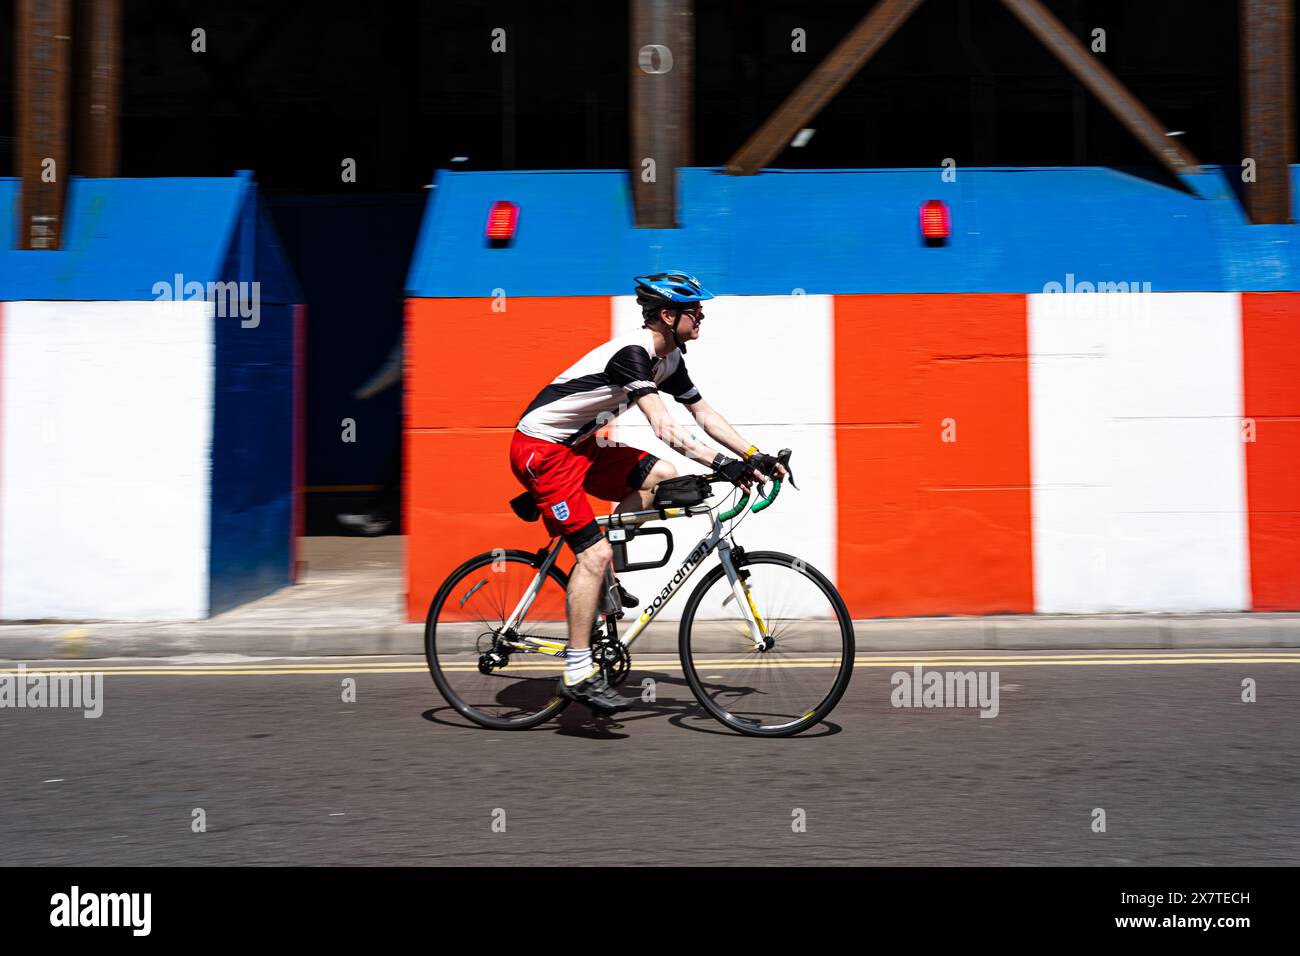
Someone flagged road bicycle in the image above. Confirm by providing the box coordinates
[424,449,854,737]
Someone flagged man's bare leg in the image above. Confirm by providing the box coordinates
[615,458,678,514]
[565,458,678,651]
[606,459,679,607]
[566,538,611,652]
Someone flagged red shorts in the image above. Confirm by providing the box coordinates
[509,431,657,553]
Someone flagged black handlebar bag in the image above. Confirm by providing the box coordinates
[651,475,711,509]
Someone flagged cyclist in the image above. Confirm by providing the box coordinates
[509,271,788,714]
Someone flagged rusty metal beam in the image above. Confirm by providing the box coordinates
[999,0,1202,178]
[725,0,925,176]
[631,0,693,227]
[16,0,73,250]
[74,0,122,178]
[1241,0,1294,223]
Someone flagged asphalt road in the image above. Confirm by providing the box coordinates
[2,650,1297,865]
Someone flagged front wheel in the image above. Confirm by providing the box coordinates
[678,551,854,737]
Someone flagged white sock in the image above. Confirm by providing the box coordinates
[565,648,596,685]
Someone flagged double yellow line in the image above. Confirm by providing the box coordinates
[2,649,1296,677]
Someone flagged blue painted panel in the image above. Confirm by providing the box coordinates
[206,180,297,613]
[407,165,1300,296]
[0,180,16,251]
[406,169,627,298]
[0,176,246,299]
[208,294,295,615]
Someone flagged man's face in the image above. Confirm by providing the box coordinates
[665,306,704,342]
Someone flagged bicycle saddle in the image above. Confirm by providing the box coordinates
[509,492,541,522]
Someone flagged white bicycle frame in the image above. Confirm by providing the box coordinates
[499,502,770,655]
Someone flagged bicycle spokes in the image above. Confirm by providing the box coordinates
[428,554,570,726]
[680,553,854,735]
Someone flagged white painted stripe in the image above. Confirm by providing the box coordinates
[1028,292,1249,612]
[610,295,837,617]
[0,300,214,619]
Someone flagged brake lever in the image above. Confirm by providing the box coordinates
[776,448,799,490]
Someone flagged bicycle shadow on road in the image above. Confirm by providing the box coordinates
[554,671,843,740]
[421,669,842,740]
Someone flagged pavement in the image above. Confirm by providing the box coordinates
[2,536,1298,661]
[3,649,1298,865]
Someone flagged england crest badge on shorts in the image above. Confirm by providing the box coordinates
[550,500,570,522]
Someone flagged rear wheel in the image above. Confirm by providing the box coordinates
[425,549,572,730]
[678,550,854,737]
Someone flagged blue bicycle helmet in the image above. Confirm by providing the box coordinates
[633,271,713,353]
[634,271,714,305]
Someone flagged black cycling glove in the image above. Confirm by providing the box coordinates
[712,454,753,486]
[747,451,781,478]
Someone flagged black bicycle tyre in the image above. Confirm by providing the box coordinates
[425,549,572,730]
[678,550,855,737]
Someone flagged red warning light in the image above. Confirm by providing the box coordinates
[486,201,519,241]
[920,200,950,240]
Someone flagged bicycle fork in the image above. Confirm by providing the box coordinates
[718,539,772,651]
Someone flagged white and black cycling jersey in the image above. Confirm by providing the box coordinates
[516,326,703,445]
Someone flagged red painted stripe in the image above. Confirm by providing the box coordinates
[402,298,411,571]
[1242,293,1300,610]
[833,294,1034,617]
[405,296,613,621]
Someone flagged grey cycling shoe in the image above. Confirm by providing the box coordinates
[558,669,632,713]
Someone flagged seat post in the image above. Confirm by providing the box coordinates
[598,562,619,617]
